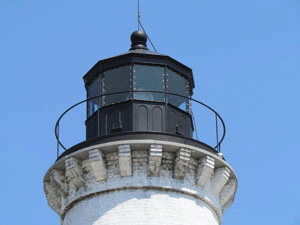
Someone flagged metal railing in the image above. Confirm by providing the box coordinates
[55,90,226,158]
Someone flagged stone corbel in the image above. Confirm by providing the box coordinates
[211,167,231,196]
[195,156,215,187]
[148,144,163,177]
[65,156,85,189]
[89,149,107,181]
[174,148,191,180]
[118,145,132,177]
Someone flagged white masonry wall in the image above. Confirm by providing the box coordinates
[63,189,218,225]
[44,140,237,225]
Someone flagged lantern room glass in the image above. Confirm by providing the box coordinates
[133,65,164,102]
[86,64,191,119]
[103,66,131,106]
[87,76,102,117]
[167,69,188,111]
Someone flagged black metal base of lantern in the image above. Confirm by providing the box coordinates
[85,100,194,140]
[57,131,218,161]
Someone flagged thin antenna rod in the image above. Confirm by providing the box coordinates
[137,0,140,30]
[139,21,158,53]
[136,0,157,53]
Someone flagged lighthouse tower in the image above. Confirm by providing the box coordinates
[44,30,237,225]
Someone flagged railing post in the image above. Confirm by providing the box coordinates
[97,105,100,136]
[215,113,219,152]
[56,123,59,158]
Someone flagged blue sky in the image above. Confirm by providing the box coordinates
[1,1,300,224]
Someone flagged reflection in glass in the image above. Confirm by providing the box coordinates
[87,76,102,117]
[167,69,187,111]
[133,65,164,101]
[103,66,131,106]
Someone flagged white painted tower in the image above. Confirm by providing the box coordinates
[44,30,237,225]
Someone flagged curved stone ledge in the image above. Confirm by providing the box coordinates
[44,140,237,224]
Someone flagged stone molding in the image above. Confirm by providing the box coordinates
[44,141,237,224]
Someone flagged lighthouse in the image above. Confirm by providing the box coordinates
[43,30,237,225]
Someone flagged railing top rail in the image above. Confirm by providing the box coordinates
[55,90,226,156]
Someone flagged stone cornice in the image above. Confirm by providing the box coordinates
[44,140,237,225]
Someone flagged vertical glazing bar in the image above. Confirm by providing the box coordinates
[189,95,192,113]
[101,74,105,106]
[186,80,189,113]
[164,66,168,131]
[98,73,102,137]
[130,64,134,100]
[86,86,89,118]
[99,73,102,109]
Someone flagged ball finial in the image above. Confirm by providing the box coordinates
[130,30,148,51]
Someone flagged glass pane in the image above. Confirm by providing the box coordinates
[167,69,187,111]
[133,65,164,101]
[103,66,131,106]
[87,76,102,117]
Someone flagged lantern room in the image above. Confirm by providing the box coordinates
[83,30,195,140]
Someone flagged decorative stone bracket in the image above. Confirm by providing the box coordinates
[148,144,163,177]
[44,142,237,220]
[89,149,107,181]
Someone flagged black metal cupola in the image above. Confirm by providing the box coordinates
[83,30,195,141]
[55,30,226,159]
